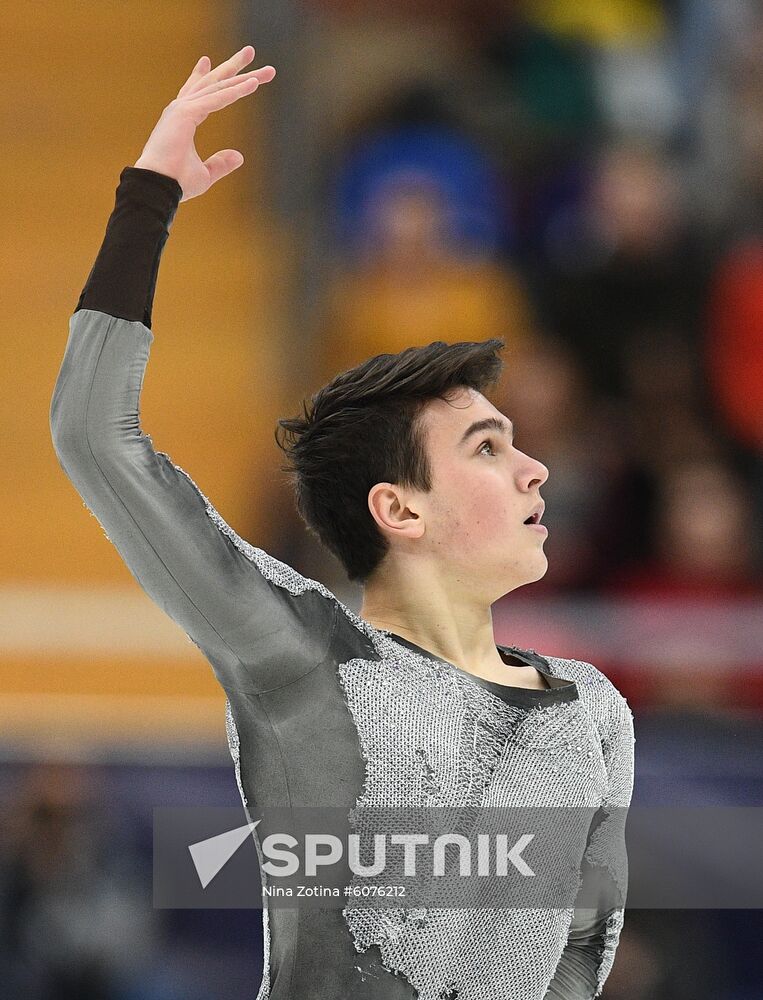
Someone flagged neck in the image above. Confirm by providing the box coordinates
[360,559,503,673]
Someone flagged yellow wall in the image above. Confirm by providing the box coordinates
[1,1,291,754]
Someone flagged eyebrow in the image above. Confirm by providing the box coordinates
[459,416,514,447]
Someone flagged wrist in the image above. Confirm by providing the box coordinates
[124,165,184,204]
[133,160,180,184]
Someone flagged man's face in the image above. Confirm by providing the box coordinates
[415,386,550,595]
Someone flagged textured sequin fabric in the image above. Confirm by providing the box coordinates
[192,464,633,1000]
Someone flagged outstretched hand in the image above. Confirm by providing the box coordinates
[134,45,276,202]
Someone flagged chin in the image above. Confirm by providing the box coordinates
[528,556,549,583]
[498,560,548,596]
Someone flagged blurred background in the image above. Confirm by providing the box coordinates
[2,0,762,996]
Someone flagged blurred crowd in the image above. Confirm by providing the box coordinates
[0,762,261,1000]
[269,0,763,718]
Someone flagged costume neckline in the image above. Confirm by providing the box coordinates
[379,629,579,707]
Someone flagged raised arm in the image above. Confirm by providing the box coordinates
[50,48,338,695]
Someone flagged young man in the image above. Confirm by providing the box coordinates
[50,46,634,1000]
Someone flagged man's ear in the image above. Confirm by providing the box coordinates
[367,483,425,539]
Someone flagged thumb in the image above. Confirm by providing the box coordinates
[204,149,245,187]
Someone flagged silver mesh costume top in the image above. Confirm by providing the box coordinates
[50,168,635,1000]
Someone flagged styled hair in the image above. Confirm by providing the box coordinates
[274,339,506,583]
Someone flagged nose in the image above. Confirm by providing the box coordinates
[524,454,549,490]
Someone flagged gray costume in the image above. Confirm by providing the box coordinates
[50,168,635,1000]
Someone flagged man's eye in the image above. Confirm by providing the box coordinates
[478,439,496,456]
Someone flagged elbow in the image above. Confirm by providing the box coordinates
[50,418,89,475]
[49,392,110,471]
[50,390,88,465]
[50,389,77,463]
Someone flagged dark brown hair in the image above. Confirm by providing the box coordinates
[275,339,506,583]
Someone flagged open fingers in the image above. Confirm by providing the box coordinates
[184,71,274,117]
[185,45,256,97]
[190,64,275,99]
[177,54,213,99]
[185,65,275,112]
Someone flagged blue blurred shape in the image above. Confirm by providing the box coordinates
[332,123,509,257]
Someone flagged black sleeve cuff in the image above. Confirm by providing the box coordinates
[75,166,183,329]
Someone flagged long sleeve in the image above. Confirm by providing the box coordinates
[75,166,182,329]
[51,168,338,695]
[543,906,608,1000]
[544,692,635,999]
[585,693,635,996]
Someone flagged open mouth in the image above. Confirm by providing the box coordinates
[523,501,546,531]
[523,510,547,533]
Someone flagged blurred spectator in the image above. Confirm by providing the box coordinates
[317,84,535,376]
[329,84,509,259]
[318,189,533,373]
[704,238,763,558]
[605,456,761,599]
[0,764,162,1000]
[534,141,711,398]
[603,456,763,711]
